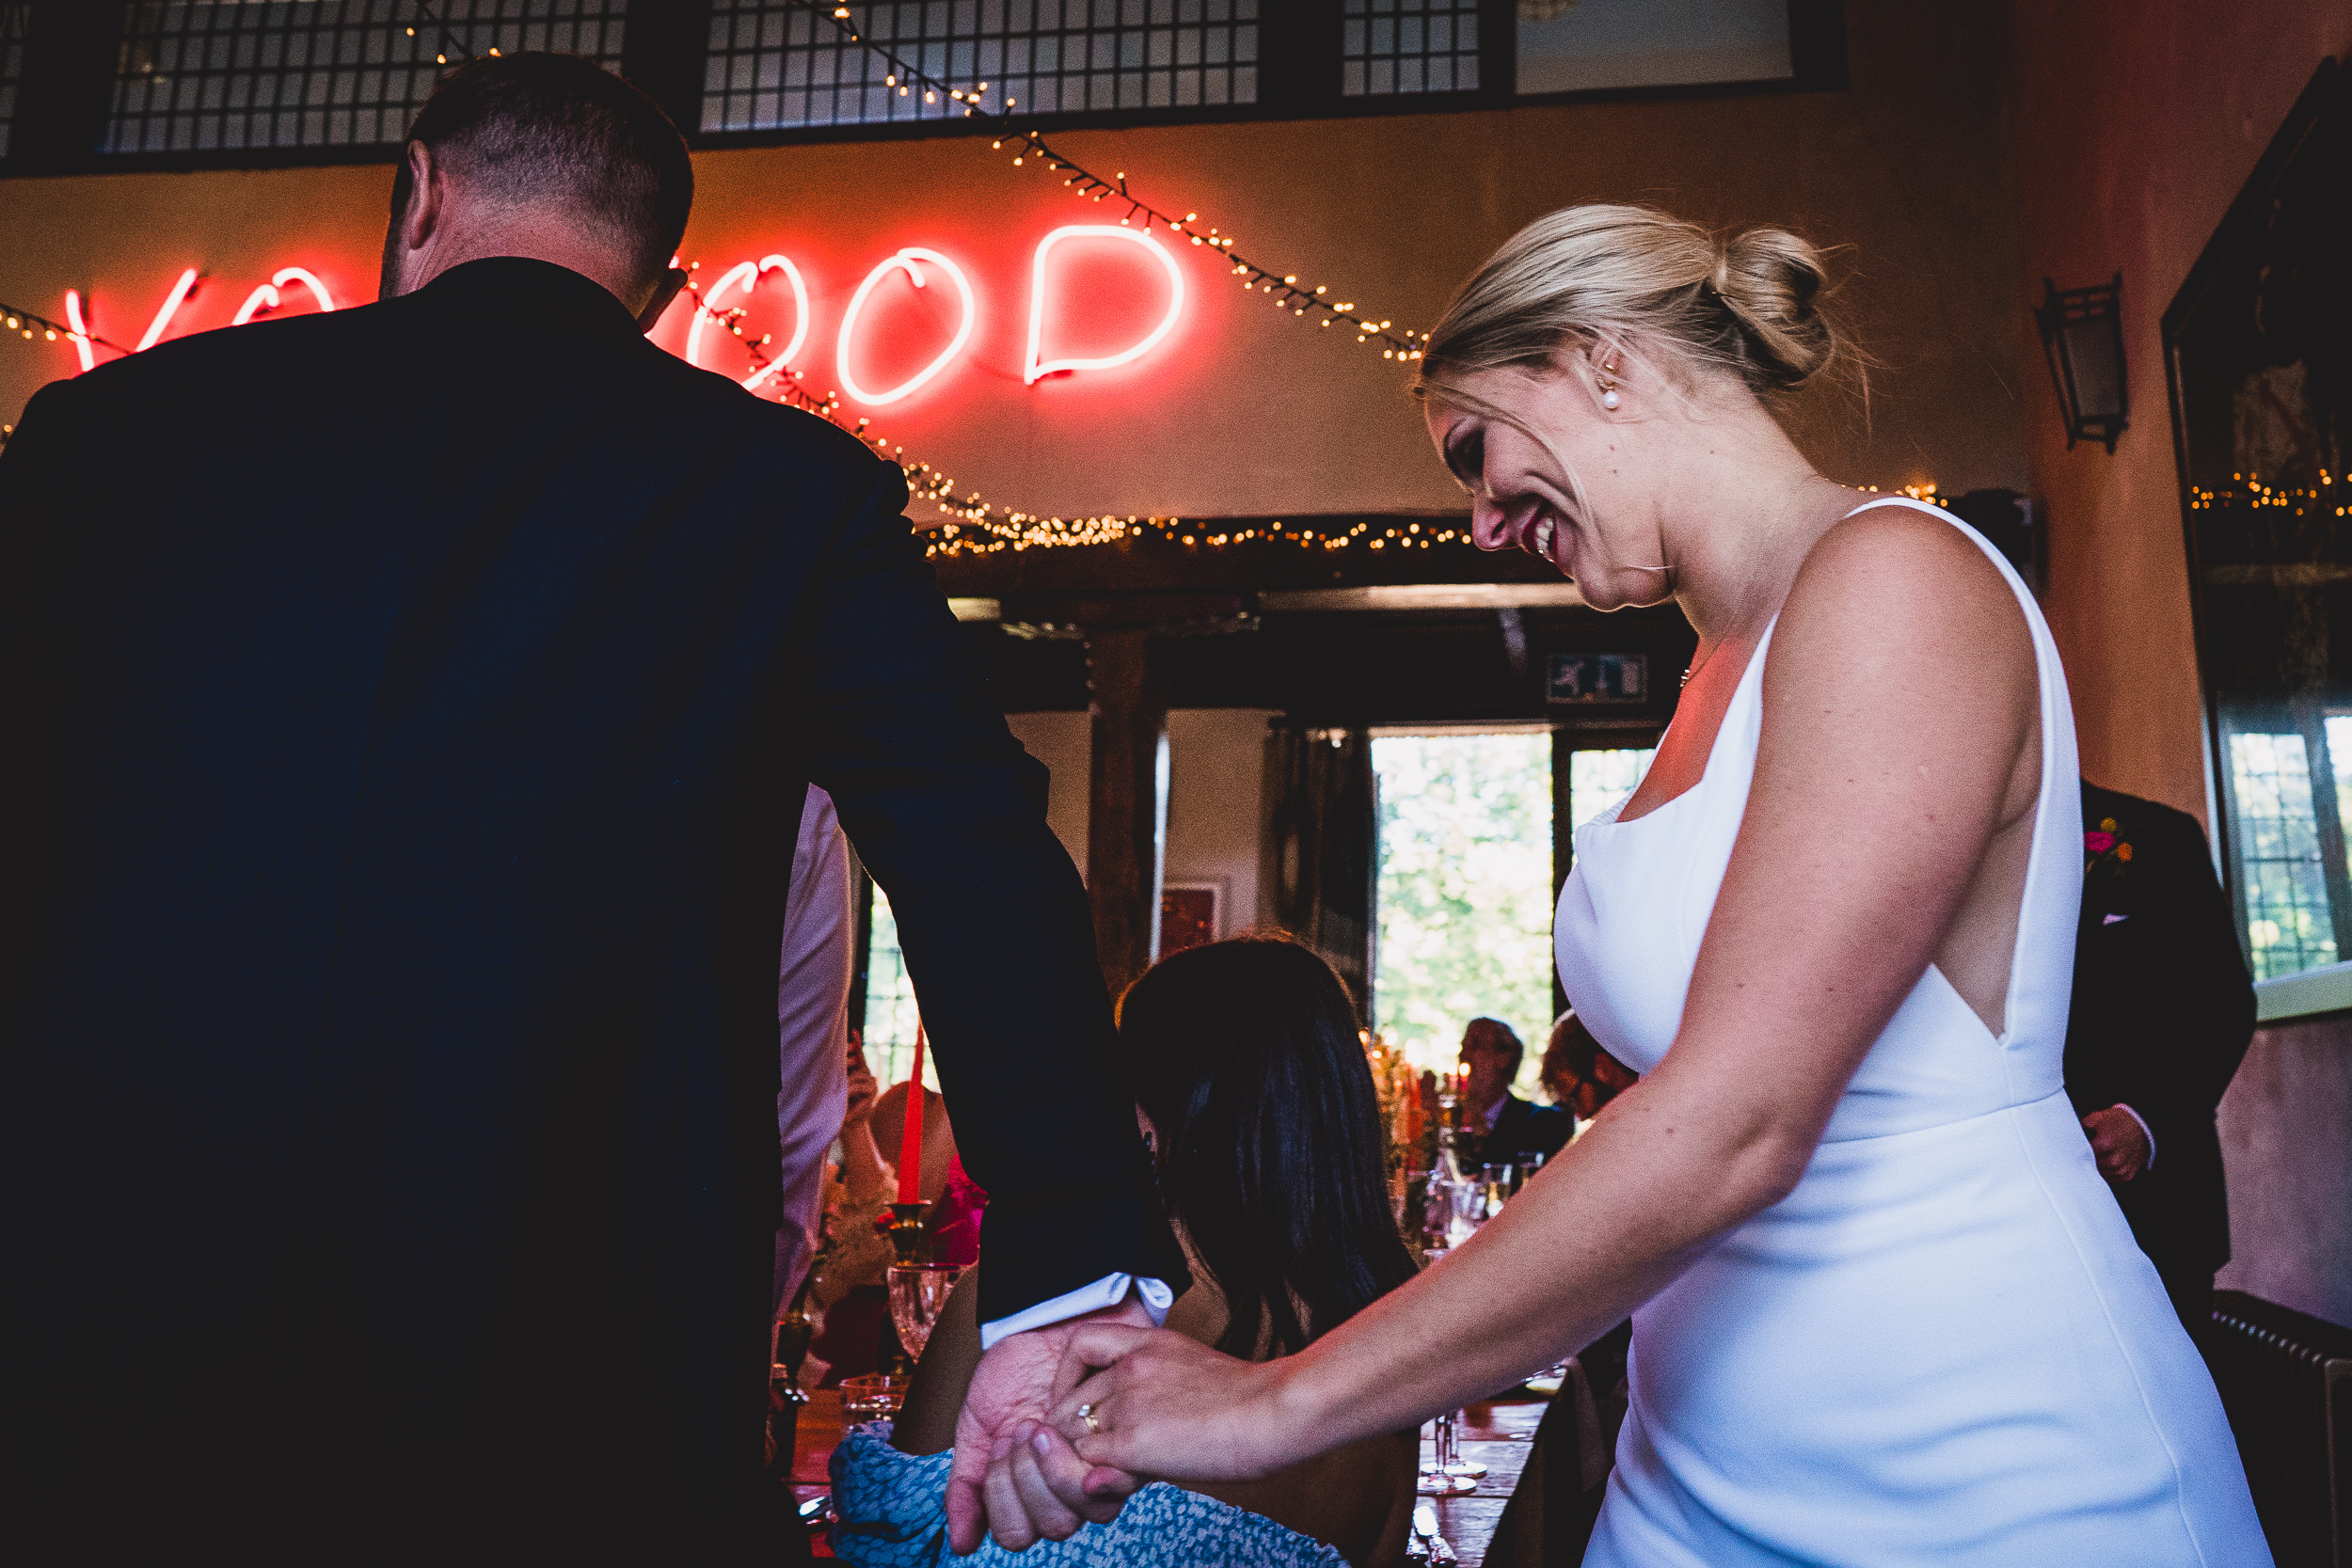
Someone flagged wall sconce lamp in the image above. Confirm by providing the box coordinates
[2036,274,2128,453]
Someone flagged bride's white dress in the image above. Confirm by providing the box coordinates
[1555,499,2270,1565]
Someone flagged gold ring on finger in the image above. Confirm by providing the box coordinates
[1077,1402,1104,1435]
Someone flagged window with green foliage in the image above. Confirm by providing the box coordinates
[1371,732,1555,1086]
[861,885,937,1090]
[1566,745,1656,834]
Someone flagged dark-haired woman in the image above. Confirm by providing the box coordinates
[829,938,1420,1567]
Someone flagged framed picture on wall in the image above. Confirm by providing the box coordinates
[1159,884,1221,957]
[2164,58,2350,991]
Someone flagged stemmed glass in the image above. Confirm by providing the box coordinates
[1443,1175,1488,1247]
[1411,1247,1487,1493]
[1417,1409,1486,1493]
[886,1262,965,1362]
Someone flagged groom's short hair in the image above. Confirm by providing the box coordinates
[398,53,692,294]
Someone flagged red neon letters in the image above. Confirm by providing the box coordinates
[231,267,338,326]
[834,248,978,407]
[59,231,1190,403]
[686,254,809,388]
[1024,225,1184,386]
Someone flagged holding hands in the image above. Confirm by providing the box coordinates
[946,1298,1158,1554]
[1047,1325,1294,1488]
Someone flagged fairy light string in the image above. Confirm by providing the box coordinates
[800,1,1428,362]
[1,0,1964,546]
[694,253,1960,562]
[0,300,134,359]
[4,282,1963,559]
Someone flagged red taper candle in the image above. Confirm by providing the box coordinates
[897,1022,928,1204]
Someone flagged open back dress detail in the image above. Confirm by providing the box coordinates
[1555,499,2268,1566]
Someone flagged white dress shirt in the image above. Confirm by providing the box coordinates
[774,785,856,1317]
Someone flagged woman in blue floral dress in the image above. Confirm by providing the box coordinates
[831,938,1422,1567]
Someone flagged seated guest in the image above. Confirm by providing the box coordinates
[813,1042,980,1381]
[872,1074,959,1202]
[925,1149,989,1268]
[807,1029,898,1384]
[1461,1017,1571,1167]
[831,938,1422,1567]
[1539,1010,1640,1132]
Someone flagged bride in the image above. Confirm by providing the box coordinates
[990,205,2269,1563]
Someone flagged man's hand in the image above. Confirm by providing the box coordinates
[2083,1104,2151,1182]
[946,1295,1156,1555]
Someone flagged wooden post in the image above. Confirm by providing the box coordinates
[1085,626,1170,999]
[1552,729,1574,1024]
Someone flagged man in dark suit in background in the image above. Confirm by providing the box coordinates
[2064,781,2257,1343]
[1461,1017,1572,1169]
[0,55,1178,1560]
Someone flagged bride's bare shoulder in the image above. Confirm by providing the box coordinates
[1773,501,2033,691]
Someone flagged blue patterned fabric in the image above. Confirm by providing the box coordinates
[829,1422,1350,1567]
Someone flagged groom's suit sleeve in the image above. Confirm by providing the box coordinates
[793,457,1189,1329]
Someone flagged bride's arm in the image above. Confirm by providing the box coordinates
[1046,508,2042,1484]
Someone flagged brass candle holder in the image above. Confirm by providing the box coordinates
[880,1201,931,1375]
[887,1201,931,1265]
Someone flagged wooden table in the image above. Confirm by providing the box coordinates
[790,1387,1549,1566]
[789,1388,846,1559]
[1422,1395,1549,1566]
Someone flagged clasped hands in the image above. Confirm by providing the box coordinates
[945,1307,1291,1554]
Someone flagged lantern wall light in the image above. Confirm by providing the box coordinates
[2037,273,2128,453]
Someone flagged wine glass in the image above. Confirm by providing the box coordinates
[1416,1409,1484,1493]
[887,1262,964,1362]
[1444,1177,1486,1247]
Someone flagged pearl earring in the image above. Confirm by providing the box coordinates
[1597,355,1622,411]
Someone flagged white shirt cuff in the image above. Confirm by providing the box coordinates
[2117,1103,2156,1169]
[977,1273,1174,1352]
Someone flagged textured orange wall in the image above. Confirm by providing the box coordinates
[0,1,2022,522]
[2010,0,2352,823]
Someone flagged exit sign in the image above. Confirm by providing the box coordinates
[1548,653,1648,705]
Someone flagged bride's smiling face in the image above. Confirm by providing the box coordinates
[1423,358,1675,611]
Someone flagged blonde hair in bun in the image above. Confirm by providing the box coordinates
[1413,203,1848,409]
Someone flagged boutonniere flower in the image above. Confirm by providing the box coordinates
[2086,816,2134,872]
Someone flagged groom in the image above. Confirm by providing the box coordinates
[0,54,1178,1560]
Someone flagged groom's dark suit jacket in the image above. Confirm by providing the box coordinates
[0,259,1181,1555]
[2062,781,2255,1300]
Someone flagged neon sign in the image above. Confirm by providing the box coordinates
[834,247,979,407]
[135,267,202,353]
[1025,226,1184,386]
[57,229,1194,406]
[231,267,338,326]
[686,254,809,388]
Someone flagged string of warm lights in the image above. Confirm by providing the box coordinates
[0,281,1961,556]
[707,270,1960,562]
[680,261,1498,555]
[678,262,1209,554]
[798,0,1429,363]
[2187,471,2344,515]
[0,301,135,442]
[0,300,135,358]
